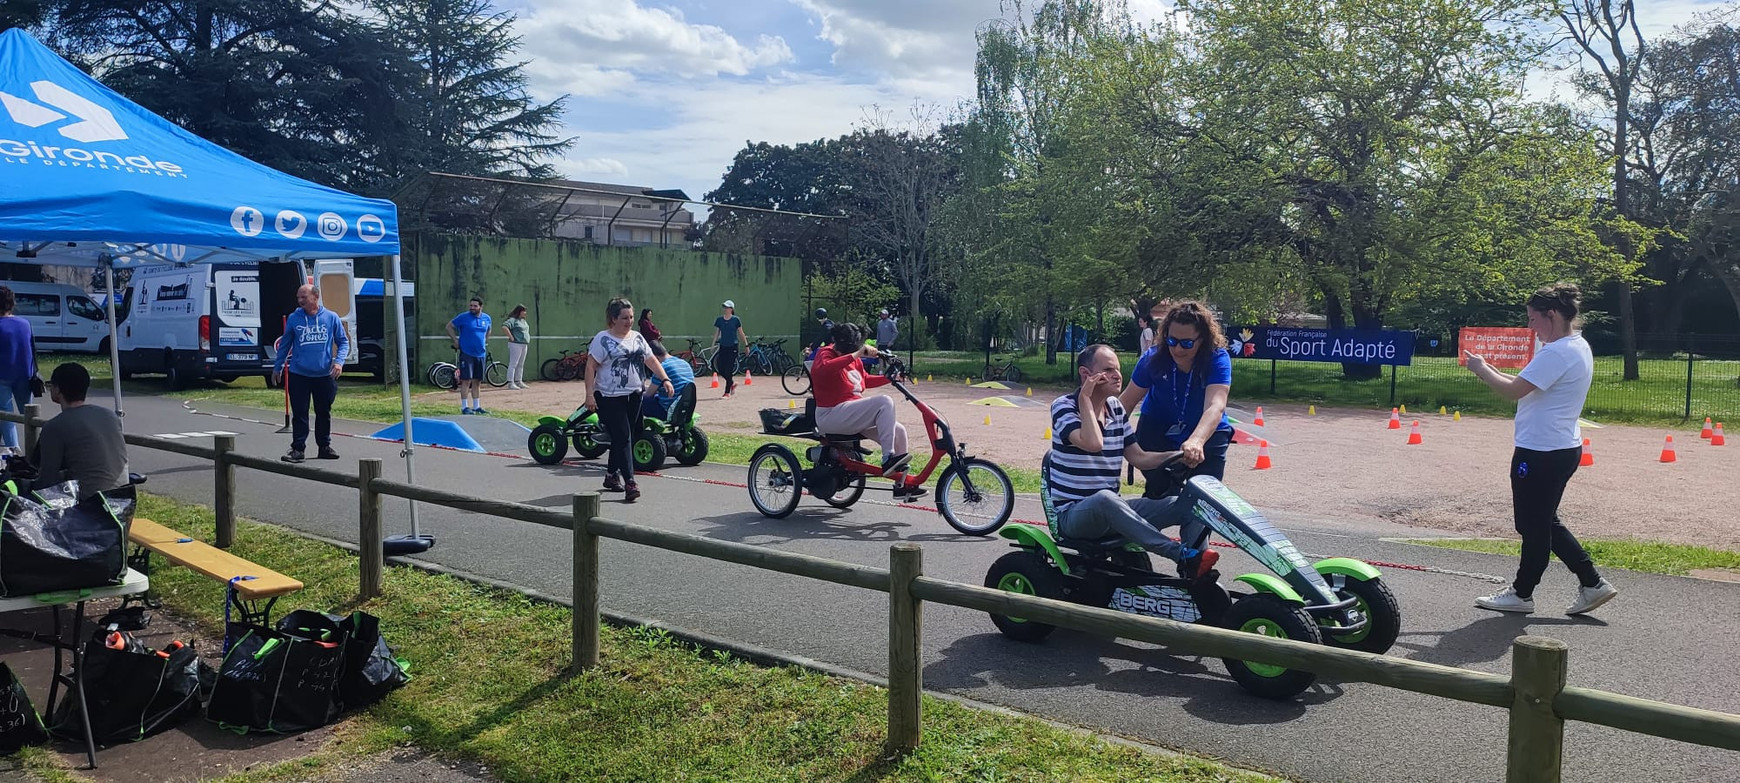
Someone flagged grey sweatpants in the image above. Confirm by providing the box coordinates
[815,396,908,461]
[1056,490,1201,561]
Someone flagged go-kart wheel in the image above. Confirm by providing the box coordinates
[782,365,811,395]
[747,444,804,518]
[1220,594,1322,700]
[632,433,667,472]
[986,551,1067,642]
[528,424,568,465]
[937,458,1015,535]
[821,473,866,508]
[674,427,710,466]
[572,432,607,459]
[1320,575,1402,655]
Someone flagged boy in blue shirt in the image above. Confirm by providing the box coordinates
[641,340,695,419]
[446,297,492,414]
[273,284,350,463]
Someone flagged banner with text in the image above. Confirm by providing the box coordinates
[1227,326,1416,366]
[1458,327,1536,369]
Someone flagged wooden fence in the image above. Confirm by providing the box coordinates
[9,406,1739,781]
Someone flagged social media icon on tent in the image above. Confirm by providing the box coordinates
[357,214,385,243]
[275,210,308,239]
[316,212,347,241]
[230,206,264,237]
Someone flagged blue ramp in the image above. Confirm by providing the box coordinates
[371,418,484,452]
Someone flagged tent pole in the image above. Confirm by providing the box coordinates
[102,258,124,420]
[390,253,420,536]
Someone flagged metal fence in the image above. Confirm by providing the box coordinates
[1233,333,1740,422]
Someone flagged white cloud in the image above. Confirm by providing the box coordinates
[789,0,997,80]
[565,156,631,176]
[522,0,794,80]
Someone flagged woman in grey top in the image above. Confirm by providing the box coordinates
[502,305,531,389]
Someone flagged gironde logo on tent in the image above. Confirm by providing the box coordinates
[0,79,187,177]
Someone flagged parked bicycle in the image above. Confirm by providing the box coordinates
[982,354,1023,383]
[744,339,777,377]
[429,351,509,390]
[674,338,717,377]
[764,338,799,374]
[539,348,589,382]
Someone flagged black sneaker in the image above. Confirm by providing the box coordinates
[601,474,625,493]
[893,484,927,502]
[281,449,305,464]
[317,446,341,460]
[624,482,641,503]
[880,453,912,477]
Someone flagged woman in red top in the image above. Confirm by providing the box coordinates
[812,322,910,478]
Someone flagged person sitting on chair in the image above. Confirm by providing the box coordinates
[641,340,694,420]
[31,363,127,499]
[811,322,914,489]
[1049,344,1217,577]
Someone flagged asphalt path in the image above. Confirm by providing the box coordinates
[107,391,1740,783]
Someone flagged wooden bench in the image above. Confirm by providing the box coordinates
[123,517,304,626]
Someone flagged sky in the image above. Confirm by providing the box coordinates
[502,0,1732,208]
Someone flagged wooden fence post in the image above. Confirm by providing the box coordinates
[572,493,601,672]
[886,543,923,755]
[1507,635,1569,783]
[358,459,383,599]
[213,435,236,549]
[21,403,39,458]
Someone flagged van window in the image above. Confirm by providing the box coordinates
[67,296,104,321]
[17,294,60,317]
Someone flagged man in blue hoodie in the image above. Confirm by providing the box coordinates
[273,284,350,463]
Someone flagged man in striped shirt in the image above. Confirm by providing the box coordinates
[1049,344,1217,576]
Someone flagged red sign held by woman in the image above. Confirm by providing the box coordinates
[1459,327,1535,369]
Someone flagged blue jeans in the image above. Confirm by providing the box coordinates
[0,376,33,449]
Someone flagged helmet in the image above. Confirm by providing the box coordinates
[814,308,828,319]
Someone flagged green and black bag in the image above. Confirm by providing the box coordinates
[0,482,130,597]
[51,629,206,744]
[0,661,49,754]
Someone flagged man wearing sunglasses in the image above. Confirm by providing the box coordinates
[1119,301,1235,497]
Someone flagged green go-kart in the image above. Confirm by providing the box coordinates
[527,385,708,472]
[986,452,1401,700]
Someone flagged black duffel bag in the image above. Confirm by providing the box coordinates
[52,630,206,744]
[207,612,346,734]
[335,611,409,708]
[0,482,130,597]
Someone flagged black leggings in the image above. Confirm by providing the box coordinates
[716,349,739,393]
[595,391,643,482]
[1510,446,1601,598]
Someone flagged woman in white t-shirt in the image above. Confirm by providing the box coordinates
[583,297,674,503]
[1462,283,1617,616]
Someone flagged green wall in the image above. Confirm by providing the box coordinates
[398,234,803,379]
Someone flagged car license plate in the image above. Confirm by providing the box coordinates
[230,352,259,361]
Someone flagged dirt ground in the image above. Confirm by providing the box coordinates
[479,373,1740,551]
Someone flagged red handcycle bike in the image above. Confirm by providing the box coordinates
[746,368,1015,535]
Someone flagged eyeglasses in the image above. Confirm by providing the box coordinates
[1164,336,1197,350]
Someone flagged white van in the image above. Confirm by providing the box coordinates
[118,261,306,388]
[0,281,113,353]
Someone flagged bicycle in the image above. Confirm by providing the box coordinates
[674,338,716,377]
[539,348,589,382]
[430,350,509,389]
[765,338,799,373]
[982,354,1023,383]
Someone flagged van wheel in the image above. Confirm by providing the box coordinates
[98,337,111,357]
[165,352,189,390]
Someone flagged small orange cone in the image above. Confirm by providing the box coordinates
[1407,420,1422,445]
[710,376,720,389]
[1660,435,1677,463]
[1254,407,1266,427]
[743,369,753,386]
[1254,440,1272,470]
[1700,417,1714,439]
[1713,423,1726,447]
[1580,438,1594,466]
[1387,408,1401,429]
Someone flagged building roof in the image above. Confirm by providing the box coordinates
[552,180,692,202]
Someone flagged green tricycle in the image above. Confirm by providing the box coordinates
[527,385,708,472]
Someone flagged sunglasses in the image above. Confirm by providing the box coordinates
[1164,336,1197,350]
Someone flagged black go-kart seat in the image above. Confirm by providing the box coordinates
[1040,452,1139,557]
[802,397,867,445]
[665,383,698,427]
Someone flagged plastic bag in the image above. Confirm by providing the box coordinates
[207,615,345,734]
[0,662,49,754]
[337,611,409,708]
[52,630,205,744]
[0,482,129,597]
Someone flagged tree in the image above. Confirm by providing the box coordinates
[850,118,962,362]
[1562,0,1647,378]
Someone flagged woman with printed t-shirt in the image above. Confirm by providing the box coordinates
[1464,283,1618,616]
[1118,301,1234,497]
[584,297,675,504]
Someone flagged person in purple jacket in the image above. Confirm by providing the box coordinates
[272,284,350,463]
[0,286,37,454]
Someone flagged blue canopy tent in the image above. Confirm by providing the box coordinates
[0,28,428,544]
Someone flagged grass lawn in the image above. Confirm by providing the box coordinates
[1408,537,1740,577]
[117,492,1277,783]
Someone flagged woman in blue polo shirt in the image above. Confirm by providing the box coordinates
[1117,300,1234,497]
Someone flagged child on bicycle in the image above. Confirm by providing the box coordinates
[811,322,914,490]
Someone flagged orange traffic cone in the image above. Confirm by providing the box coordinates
[1254,440,1272,470]
[1713,423,1727,447]
[1407,420,1422,445]
[1254,407,1266,427]
[1701,417,1714,439]
[1580,438,1594,466]
[1387,408,1401,429]
[743,369,753,386]
[710,376,720,389]
[1660,435,1677,463]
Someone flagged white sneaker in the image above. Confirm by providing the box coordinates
[1475,586,1534,613]
[1566,579,1618,616]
